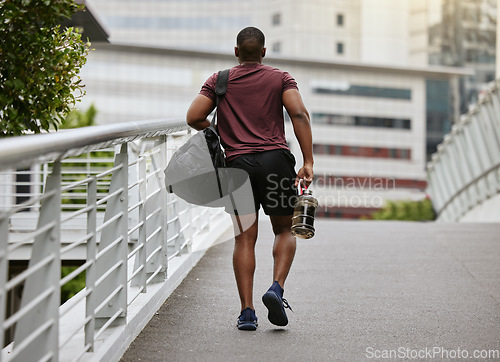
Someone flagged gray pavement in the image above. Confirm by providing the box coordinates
[121,220,500,361]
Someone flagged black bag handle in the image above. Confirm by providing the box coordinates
[210,69,230,128]
[215,69,230,98]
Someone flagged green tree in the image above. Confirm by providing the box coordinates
[0,0,90,136]
[61,103,97,128]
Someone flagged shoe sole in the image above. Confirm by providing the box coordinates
[262,291,288,326]
[237,321,257,331]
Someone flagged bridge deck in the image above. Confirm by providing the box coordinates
[121,220,500,361]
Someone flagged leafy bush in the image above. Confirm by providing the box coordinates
[61,104,97,129]
[0,0,91,136]
[61,266,85,303]
[370,199,435,221]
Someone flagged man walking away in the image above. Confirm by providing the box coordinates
[186,26,313,330]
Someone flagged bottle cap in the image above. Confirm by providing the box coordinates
[303,188,313,196]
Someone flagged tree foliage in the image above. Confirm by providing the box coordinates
[61,266,85,303]
[0,0,91,136]
[370,199,435,221]
[61,103,97,129]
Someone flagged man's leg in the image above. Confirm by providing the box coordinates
[261,214,295,326]
[232,213,259,311]
[269,214,296,288]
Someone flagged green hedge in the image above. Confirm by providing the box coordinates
[369,199,435,221]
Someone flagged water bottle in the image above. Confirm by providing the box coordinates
[291,180,318,239]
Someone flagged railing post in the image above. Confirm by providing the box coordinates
[462,120,489,201]
[488,89,500,147]
[144,136,168,283]
[85,177,97,352]
[482,98,500,164]
[469,113,495,196]
[11,161,61,362]
[94,144,128,328]
[447,137,473,212]
[158,135,169,265]
[0,212,8,362]
[440,145,465,216]
[473,108,499,195]
[131,156,147,290]
[487,89,500,188]
[455,126,482,203]
[127,151,140,242]
[426,166,444,212]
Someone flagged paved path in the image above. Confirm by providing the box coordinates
[121,220,500,361]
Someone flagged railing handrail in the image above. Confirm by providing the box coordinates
[0,118,189,171]
[426,79,500,221]
[1,118,231,361]
[436,162,500,216]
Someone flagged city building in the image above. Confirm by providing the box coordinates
[88,0,430,66]
[86,0,253,52]
[79,1,470,218]
[256,0,429,67]
[428,0,497,154]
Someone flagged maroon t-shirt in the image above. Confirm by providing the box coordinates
[199,63,298,161]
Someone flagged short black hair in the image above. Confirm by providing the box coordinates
[237,26,265,47]
[236,27,265,60]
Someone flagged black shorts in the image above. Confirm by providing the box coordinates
[226,149,297,215]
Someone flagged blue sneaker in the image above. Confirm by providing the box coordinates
[262,281,293,326]
[237,307,258,330]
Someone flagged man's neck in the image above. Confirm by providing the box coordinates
[239,59,262,65]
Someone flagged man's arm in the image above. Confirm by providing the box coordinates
[282,89,314,186]
[186,94,216,131]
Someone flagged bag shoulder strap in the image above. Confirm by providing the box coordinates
[210,69,230,128]
[215,69,230,98]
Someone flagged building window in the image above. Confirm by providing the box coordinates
[312,83,412,100]
[272,42,281,53]
[313,143,411,160]
[272,13,281,26]
[337,14,344,26]
[336,42,344,54]
[312,113,411,129]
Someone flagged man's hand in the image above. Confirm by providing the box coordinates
[296,162,314,188]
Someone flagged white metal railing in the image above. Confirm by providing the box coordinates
[0,119,231,361]
[426,79,500,221]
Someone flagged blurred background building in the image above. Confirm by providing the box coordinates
[428,0,497,157]
[78,0,492,218]
[429,0,497,109]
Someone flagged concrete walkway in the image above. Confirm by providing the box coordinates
[121,220,500,361]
